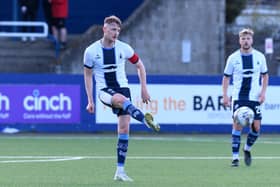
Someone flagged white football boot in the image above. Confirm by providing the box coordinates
[114,170,133,182]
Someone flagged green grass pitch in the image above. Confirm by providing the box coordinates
[0,134,279,187]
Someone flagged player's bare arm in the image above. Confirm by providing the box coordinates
[84,67,95,113]
[135,59,150,104]
[222,76,231,107]
[259,73,269,104]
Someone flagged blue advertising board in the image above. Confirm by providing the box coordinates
[0,73,279,134]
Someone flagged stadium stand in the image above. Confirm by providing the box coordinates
[0,0,143,73]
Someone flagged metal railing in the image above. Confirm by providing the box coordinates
[0,21,48,38]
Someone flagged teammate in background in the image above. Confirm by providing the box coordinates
[222,28,269,167]
[83,15,160,182]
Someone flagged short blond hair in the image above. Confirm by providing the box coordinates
[239,28,254,37]
[104,15,122,27]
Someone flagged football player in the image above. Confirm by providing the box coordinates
[222,28,269,167]
[83,15,160,181]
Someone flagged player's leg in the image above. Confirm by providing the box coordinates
[117,94,160,132]
[243,102,261,166]
[99,88,160,132]
[231,101,242,167]
[114,115,133,182]
[243,120,260,166]
[99,89,145,122]
[231,124,242,167]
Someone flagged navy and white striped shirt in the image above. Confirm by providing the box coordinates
[224,49,268,101]
[83,39,138,91]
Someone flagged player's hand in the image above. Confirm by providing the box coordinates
[142,95,151,104]
[141,89,151,104]
[222,95,231,107]
[86,102,95,113]
[142,97,151,104]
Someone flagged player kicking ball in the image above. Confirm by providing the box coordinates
[83,15,160,182]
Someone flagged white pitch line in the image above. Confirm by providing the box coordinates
[0,156,83,163]
[1,155,280,164]
[84,156,280,160]
[0,156,84,159]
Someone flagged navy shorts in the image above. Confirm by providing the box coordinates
[232,100,262,120]
[99,87,131,116]
[52,18,66,29]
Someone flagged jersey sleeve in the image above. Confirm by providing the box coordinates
[123,43,139,64]
[83,47,94,69]
[260,54,268,74]
[223,55,234,77]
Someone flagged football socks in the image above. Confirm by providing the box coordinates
[122,100,144,122]
[117,134,129,167]
[232,129,241,158]
[245,131,259,151]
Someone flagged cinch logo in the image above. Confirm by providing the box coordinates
[0,92,10,111]
[23,89,72,111]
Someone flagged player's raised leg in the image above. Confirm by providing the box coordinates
[122,100,160,132]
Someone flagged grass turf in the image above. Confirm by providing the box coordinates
[0,134,279,187]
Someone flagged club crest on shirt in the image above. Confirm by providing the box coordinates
[95,54,101,59]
